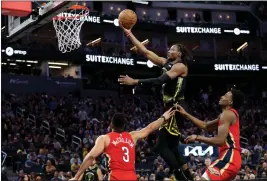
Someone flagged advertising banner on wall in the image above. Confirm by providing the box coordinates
[2,74,82,95]
[85,54,135,66]
[176,26,251,36]
[179,144,218,157]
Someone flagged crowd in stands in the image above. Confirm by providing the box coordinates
[1,82,267,181]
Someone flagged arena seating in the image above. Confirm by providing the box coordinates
[2,81,267,180]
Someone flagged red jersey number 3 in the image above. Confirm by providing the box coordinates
[104,132,135,171]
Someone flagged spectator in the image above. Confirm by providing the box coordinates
[202,158,211,174]
[70,158,80,174]
[53,139,62,153]
[24,154,38,173]
[78,107,88,122]
[188,154,197,168]
[45,160,56,180]
[64,172,73,181]
[29,172,36,181]
[155,164,166,181]
[58,171,66,181]
[249,173,256,179]
[13,149,26,173]
[51,171,62,181]
[17,170,25,181]
[70,154,81,165]
[149,173,155,181]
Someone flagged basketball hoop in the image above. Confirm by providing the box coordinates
[53,5,89,53]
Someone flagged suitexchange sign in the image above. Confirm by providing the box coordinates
[176,26,250,35]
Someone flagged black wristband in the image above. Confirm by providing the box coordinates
[196,135,199,141]
[160,115,166,121]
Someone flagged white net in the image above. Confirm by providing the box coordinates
[53,6,89,53]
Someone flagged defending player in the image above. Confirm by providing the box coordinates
[176,89,244,181]
[70,108,175,181]
[118,24,193,180]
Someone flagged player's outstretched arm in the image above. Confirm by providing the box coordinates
[186,110,236,146]
[175,104,219,132]
[130,108,175,142]
[118,64,186,86]
[120,22,167,66]
[70,136,106,181]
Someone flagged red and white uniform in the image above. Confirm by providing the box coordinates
[104,132,136,180]
[204,108,242,181]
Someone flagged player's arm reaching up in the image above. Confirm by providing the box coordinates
[175,104,236,146]
[130,108,175,142]
[120,22,167,66]
[70,135,107,181]
[175,104,219,132]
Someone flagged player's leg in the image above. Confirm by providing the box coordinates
[170,110,194,180]
[169,134,193,180]
[154,128,181,171]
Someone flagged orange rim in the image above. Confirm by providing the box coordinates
[52,5,89,20]
[69,4,89,11]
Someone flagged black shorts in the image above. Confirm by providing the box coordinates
[164,100,186,130]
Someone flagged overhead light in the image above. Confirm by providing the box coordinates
[237,42,248,52]
[26,60,38,63]
[27,64,31,67]
[1,63,7,65]
[10,63,16,66]
[49,66,62,69]
[132,0,149,5]
[48,62,68,66]
[16,60,25,62]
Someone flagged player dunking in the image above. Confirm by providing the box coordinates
[70,109,175,181]
[118,25,193,180]
[176,89,244,181]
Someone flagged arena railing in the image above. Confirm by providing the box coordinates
[240,136,249,146]
[27,114,36,128]
[16,107,25,118]
[41,120,50,132]
[56,128,66,140]
[72,135,82,147]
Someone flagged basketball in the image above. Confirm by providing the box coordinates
[118,9,137,29]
